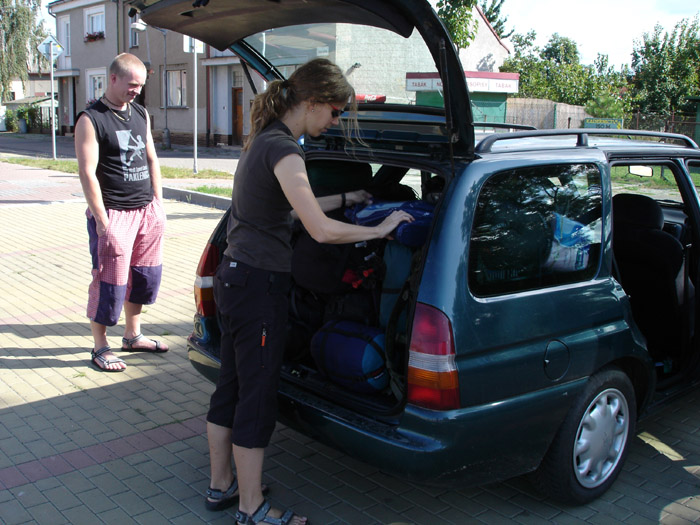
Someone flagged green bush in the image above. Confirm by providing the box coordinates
[15,104,42,130]
[26,104,41,130]
[15,105,30,121]
[4,109,18,132]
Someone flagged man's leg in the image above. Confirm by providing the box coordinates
[86,208,129,371]
[121,200,168,352]
[121,300,169,351]
[90,320,126,371]
[123,300,142,341]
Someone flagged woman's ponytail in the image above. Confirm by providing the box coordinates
[244,79,295,150]
[244,58,360,151]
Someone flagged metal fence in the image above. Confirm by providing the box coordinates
[503,98,700,143]
[627,111,699,143]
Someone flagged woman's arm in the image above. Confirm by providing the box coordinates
[290,189,371,220]
[275,153,412,244]
[316,190,372,212]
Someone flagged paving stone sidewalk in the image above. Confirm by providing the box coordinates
[1,161,700,524]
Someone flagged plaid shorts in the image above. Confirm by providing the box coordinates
[86,199,166,326]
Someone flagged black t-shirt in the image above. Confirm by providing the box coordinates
[79,100,153,210]
[224,120,304,272]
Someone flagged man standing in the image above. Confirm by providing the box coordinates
[76,53,168,372]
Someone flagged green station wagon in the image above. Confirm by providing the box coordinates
[130,0,700,504]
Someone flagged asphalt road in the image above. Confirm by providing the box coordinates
[0,131,241,174]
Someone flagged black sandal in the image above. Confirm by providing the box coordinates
[121,333,169,353]
[205,479,270,511]
[91,346,126,372]
[206,479,239,511]
[235,499,306,525]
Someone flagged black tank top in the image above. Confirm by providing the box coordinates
[79,100,153,210]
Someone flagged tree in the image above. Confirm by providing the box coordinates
[436,0,478,51]
[630,17,700,117]
[0,0,45,102]
[501,32,630,113]
[541,34,579,65]
[480,0,514,39]
[586,92,626,119]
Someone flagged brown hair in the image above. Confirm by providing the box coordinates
[244,57,360,151]
[109,53,146,78]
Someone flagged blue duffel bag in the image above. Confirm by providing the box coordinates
[345,200,435,248]
[310,320,389,393]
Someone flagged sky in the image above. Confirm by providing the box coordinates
[499,0,699,69]
[39,0,698,71]
[40,1,53,30]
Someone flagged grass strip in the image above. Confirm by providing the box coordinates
[0,155,231,180]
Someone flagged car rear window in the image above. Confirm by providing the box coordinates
[469,163,603,297]
[245,23,439,110]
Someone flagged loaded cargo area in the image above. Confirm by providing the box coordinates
[279,158,443,415]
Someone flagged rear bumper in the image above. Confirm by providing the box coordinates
[277,378,587,486]
[188,319,586,486]
[187,313,221,384]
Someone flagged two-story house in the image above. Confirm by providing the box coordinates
[48,0,203,145]
[47,0,514,146]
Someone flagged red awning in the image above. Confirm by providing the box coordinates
[356,94,386,103]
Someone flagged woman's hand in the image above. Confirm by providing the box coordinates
[345,190,373,206]
[375,210,414,238]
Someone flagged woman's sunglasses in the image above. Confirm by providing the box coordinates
[330,104,344,118]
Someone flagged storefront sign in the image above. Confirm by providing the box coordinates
[406,72,518,94]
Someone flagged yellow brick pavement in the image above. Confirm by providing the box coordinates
[1,160,700,524]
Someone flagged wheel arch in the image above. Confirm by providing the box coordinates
[606,356,655,416]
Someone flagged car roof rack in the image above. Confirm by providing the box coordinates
[473,122,537,131]
[475,128,699,154]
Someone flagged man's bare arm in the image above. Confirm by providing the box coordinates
[75,114,109,235]
[144,112,163,200]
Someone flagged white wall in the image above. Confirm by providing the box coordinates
[335,24,434,104]
[459,12,511,71]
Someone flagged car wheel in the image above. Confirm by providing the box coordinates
[533,367,636,505]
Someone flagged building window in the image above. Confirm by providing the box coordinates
[85,68,106,106]
[232,70,242,88]
[58,16,71,56]
[469,163,602,296]
[84,6,105,40]
[129,15,140,48]
[166,69,187,107]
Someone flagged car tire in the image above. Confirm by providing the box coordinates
[533,367,636,505]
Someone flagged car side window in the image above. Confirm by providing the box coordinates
[469,164,603,297]
[610,164,683,203]
[688,161,700,190]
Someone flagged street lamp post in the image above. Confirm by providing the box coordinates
[130,20,170,149]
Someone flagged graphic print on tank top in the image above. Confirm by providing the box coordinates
[116,129,150,181]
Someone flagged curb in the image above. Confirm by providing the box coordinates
[163,186,230,210]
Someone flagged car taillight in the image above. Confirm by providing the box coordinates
[407,303,460,410]
[194,242,219,317]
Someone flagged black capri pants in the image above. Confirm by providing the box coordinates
[207,257,290,448]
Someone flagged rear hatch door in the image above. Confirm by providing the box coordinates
[128,0,475,159]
